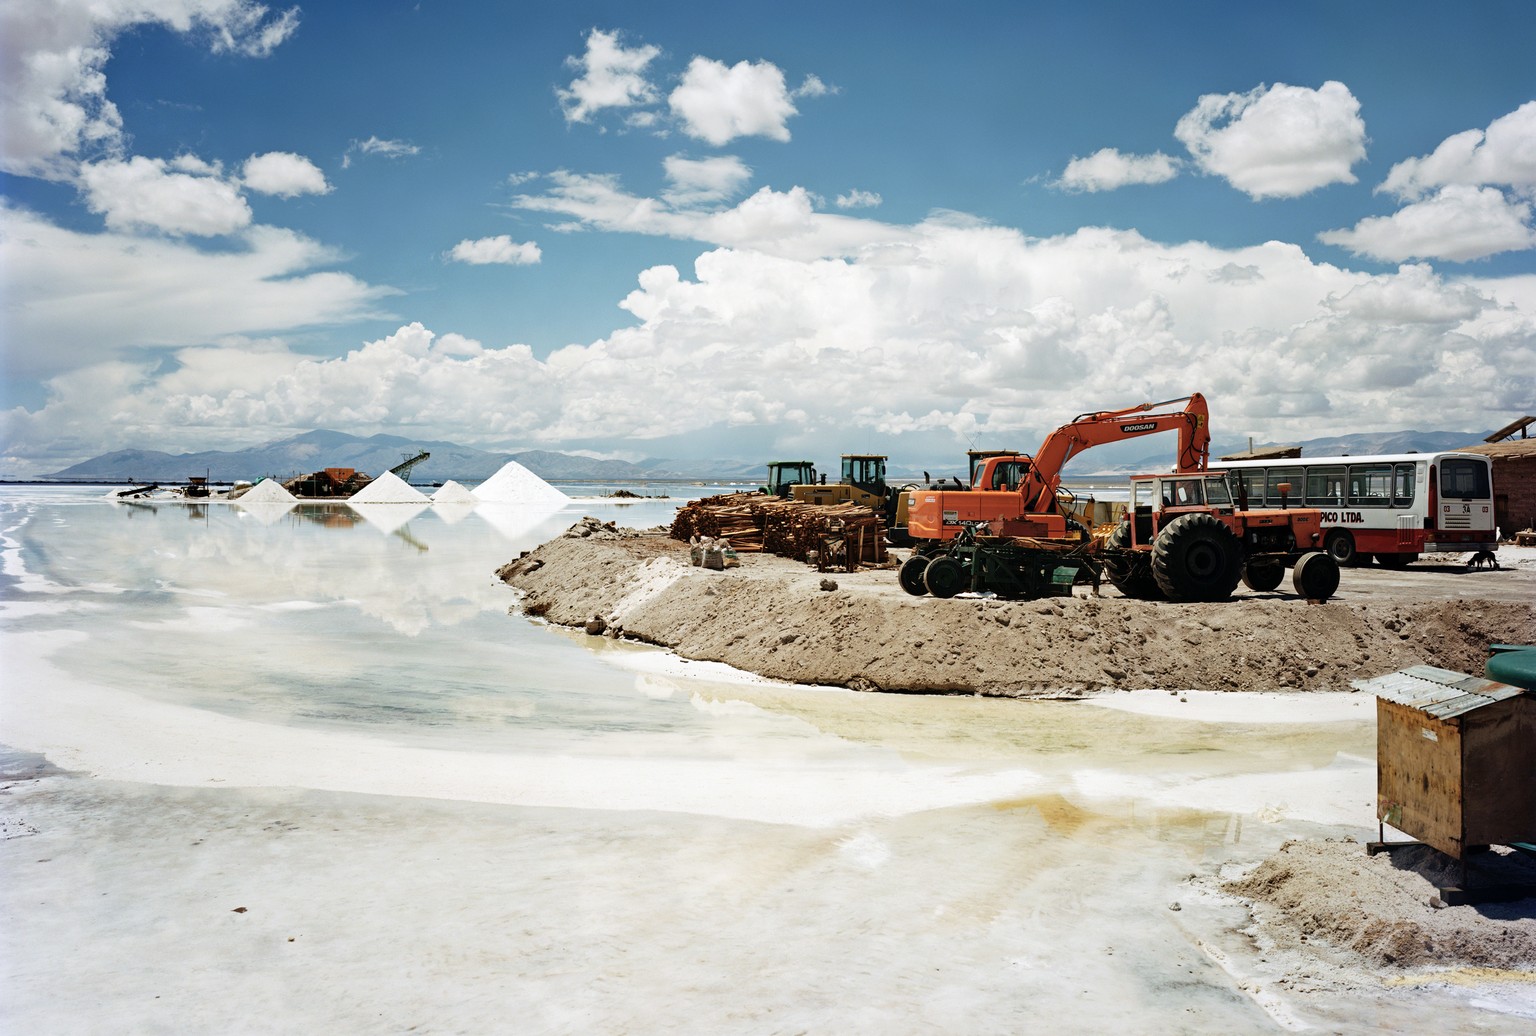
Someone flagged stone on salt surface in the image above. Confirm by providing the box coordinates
[472,462,569,506]
[348,470,431,504]
[430,480,479,503]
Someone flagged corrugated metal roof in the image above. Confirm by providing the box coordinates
[1353,665,1526,720]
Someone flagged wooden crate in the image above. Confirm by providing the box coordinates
[1369,666,1536,860]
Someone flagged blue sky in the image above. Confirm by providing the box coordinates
[3,1,1535,475]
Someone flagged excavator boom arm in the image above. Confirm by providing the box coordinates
[1019,393,1210,511]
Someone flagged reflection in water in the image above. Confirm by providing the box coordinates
[291,503,361,528]
[349,501,430,535]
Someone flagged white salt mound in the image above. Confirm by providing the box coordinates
[349,470,430,504]
[431,480,479,504]
[473,461,569,506]
[236,478,298,504]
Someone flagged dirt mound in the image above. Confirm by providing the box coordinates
[498,527,1536,695]
[1223,839,1536,970]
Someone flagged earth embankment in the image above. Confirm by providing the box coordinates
[498,520,1536,695]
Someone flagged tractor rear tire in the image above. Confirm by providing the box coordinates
[1103,521,1164,600]
[923,556,968,599]
[898,555,931,596]
[1241,562,1285,592]
[1292,550,1340,601]
[1152,513,1242,602]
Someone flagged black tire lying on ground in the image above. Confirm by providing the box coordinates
[1292,550,1340,601]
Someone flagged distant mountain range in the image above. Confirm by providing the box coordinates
[34,426,1492,484]
[40,429,726,483]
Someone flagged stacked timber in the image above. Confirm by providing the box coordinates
[671,493,888,567]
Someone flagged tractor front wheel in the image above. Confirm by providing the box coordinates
[923,556,969,599]
[1241,561,1285,592]
[1152,513,1242,602]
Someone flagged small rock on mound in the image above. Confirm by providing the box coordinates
[473,461,569,506]
[349,470,430,504]
[431,480,478,504]
[235,478,298,504]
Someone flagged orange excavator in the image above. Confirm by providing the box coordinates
[905,393,1210,545]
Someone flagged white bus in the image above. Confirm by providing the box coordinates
[1218,452,1496,567]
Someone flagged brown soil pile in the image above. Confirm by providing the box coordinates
[1223,839,1536,970]
[497,521,1536,695]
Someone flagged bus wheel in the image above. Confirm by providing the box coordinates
[1375,553,1417,569]
[898,555,931,595]
[1323,529,1357,566]
[1292,551,1340,601]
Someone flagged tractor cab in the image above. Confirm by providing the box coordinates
[1127,472,1238,545]
[763,460,817,498]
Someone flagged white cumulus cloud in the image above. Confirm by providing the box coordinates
[0,202,398,379]
[445,235,542,265]
[80,155,252,236]
[0,0,299,179]
[1174,81,1367,198]
[662,154,753,207]
[836,189,882,209]
[1056,149,1181,192]
[669,57,799,146]
[242,151,330,197]
[10,196,1533,476]
[1379,101,1536,201]
[1318,184,1536,262]
[558,28,660,124]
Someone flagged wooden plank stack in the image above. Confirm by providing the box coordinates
[671,493,888,567]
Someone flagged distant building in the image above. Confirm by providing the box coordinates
[1218,445,1303,462]
[1462,416,1536,536]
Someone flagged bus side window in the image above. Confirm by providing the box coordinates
[1240,470,1265,507]
[1349,464,1391,506]
[1306,465,1344,507]
[1393,463,1415,506]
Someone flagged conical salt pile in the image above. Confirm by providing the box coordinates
[237,478,298,503]
[473,461,569,506]
[349,470,430,504]
[431,480,478,503]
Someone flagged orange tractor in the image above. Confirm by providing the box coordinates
[1101,470,1339,601]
